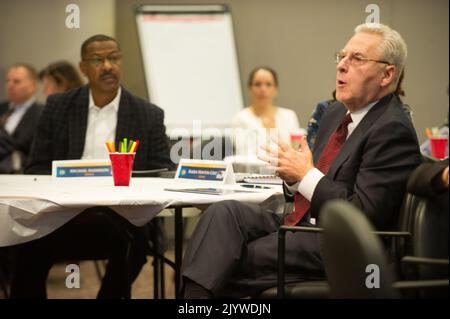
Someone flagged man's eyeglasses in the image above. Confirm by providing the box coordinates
[84,54,122,67]
[334,52,391,66]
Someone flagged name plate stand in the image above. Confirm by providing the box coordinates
[52,159,112,178]
[174,159,235,184]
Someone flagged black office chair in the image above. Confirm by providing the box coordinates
[320,200,398,298]
[320,200,449,298]
[0,247,12,298]
[254,194,330,299]
[256,188,420,299]
[400,193,449,298]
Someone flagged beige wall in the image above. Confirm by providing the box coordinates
[0,0,447,143]
[0,0,115,102]
[116,0,448,143]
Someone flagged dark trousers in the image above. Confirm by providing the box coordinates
[181,200,325,298]
[9,207,148,299]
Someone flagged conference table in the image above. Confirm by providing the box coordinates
[0,174,282,298]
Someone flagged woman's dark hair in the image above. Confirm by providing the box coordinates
[39,61,83,91]
[248,66,278,87]
[395,69,405,97]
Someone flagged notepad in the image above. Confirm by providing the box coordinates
[235,174,282,185]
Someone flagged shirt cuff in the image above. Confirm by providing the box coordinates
[297,168,325,201]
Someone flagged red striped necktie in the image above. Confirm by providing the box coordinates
[285,113,353,226]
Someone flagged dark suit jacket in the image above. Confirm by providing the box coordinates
[0,101,43,172]
[407,158,449,197]
[287,94,422,230]
[25,85,172,174]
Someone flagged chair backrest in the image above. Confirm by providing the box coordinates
[413,194,449,279]
[393,192,423,259]
[320,200,399,298]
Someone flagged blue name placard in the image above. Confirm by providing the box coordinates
[175,159,235,184]
[52,160,112,178]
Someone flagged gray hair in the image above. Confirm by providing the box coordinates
[354,23,407,91]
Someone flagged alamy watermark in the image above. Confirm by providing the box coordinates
[366,4,380,24]
[167,121,284,165]
[65,263,80,289]
[365,264,380,289]
[65,4,80,29]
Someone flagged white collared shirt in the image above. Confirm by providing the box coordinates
[81,87,121,159]
[287,100,378,201]
[4,97,36,135]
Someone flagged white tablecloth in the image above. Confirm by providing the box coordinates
[0,175,281,246]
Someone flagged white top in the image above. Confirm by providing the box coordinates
[81,88,121,159]
[232,106,301,156]
[287,101,378,201]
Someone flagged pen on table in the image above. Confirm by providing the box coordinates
[240,184,272,189]
[132,168,168,174]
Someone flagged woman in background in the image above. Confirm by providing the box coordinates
[232,66,301,156]
[39,61,83,97]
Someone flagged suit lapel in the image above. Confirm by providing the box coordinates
[327,94,393,178]
[11,103,37,137]
[67,86,89,158]
[115,88,137,145]
[0,103,8,115]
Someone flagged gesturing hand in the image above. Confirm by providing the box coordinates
[259,136,314,185]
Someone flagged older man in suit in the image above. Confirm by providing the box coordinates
[10,35,172,299]
[0,64,43,173]
[181,23,423,298]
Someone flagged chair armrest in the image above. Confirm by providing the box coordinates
[279,225,323,234]
[393,279,449,290]
[373,231,411,238]
[277,225,323,298]
[402,256,449,266]
[280,227,410,237]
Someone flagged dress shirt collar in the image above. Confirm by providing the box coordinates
[9,96,35,111]
[345,100,378,138]
[348,100,378,126]
[88,87,121,112]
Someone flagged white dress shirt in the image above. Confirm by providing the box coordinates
[4,97,35,135]
[286,101,378,201]
[81,88,121,159]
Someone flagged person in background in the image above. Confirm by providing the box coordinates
[0,63,43,173]
[39,61,83,97]
[394,69,413,121]
[408,159,449,197]
[306,90,336,150]
[232,67,301,156]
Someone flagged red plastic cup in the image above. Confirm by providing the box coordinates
[290,130,304,150]
[430,137,448,159]
[109,153,135,186]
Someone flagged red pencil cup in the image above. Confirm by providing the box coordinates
[109,153,135,186]
[430,137,448,159]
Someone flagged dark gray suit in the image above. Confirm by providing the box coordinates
[0,101,43,173]
[181,93,422,298]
